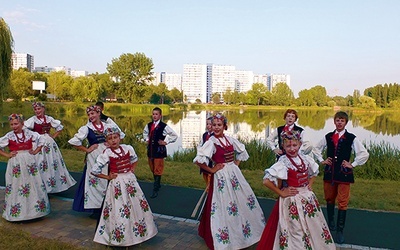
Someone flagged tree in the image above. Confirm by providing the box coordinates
[170,88,183,103]
[0,18,14,102]
[212,92,221,104]
[106,52,154,103]
[9,68,34,100]
[247,83,268,105]
[297,89,314,106]
[271,82,294,106]
[47,71,73,101]
[309,85,327,106]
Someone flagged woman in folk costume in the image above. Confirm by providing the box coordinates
[24,102,76,193]
[193,113,265,250]
[0,114,50,221]
[68,105,124,215]
[258,130,335,249]
[92,127,157,247]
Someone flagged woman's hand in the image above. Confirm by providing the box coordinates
[87,144,99,153]
[108,173,118,180]
[8,151,18,158]
[280,186,299,198]
[29,148,41,155]
[321,157,333,166]
[212,163,225,173]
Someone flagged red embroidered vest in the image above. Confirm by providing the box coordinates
[109,152,133,174]
[8,138,33,151]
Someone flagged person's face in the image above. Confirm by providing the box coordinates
[206,120,213,132]
[284,113,297,126]
[212,119,225,137]
[10,119,23,133]
[87,110,100,123]
[106,133,121,149]
[152,110,162,122]
[96,105,104,112]
[283,139,301,158]
[34,106,45,117]
[334,117,347,132]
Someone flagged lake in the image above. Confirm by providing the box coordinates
[1,107,399,156]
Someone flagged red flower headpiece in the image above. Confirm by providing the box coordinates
[86,105,101,114]
[32,102,45,109]
[104,127,121,137]
[8,113,24,122]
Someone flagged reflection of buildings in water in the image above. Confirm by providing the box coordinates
[227,122,266,141]
[265,121,276,141]
[180,111,206,149]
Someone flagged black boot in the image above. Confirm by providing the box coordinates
[336,209,347,244]
[150,175,161,198]
[327,203,336,231]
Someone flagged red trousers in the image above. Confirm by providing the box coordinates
[324,181,351,210]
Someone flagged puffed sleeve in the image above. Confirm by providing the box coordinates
[24,116,35,130]
[0,133,10,149]
[47,115,64,131]
[193,139,215,166]
[303,154,319,177]
[92,149,110,174]
[68,126,89,146]
[34,131,45,147]
[126,145,138,164]
[263,160,288,186]
[229,136,249,161]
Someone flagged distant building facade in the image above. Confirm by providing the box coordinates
[12,53,34,72]
[268,74,291,90]
[182,64,208,103]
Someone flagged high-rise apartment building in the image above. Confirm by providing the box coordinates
[254,74,269,90]
[210,64,236,100]
[235,70,254,92]
[182,64,208,103]
[53,66,71,76]
[12,53,34,72]
[161,72,182,91]
[268,74,291,90]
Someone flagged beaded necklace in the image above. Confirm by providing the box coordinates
[14,131,26,143]
[287,155,306,172]
[111,146,125,158]
[92,121,104,133]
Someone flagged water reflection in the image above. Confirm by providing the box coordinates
[1,108,399,156]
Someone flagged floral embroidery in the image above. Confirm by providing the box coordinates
[242,221,252,238]
[230,174,240,190]
[303,233,312,250]
[10,203,22,217]
[288,201,299,220]
[103,202,111,220]
[215,227,230,244]
[227,201,239,216]
[302,198,317,218]
[246,194,257,210]
[60,175,67,184]
[114,182,122,199]
[88,176,99,188]
[98,225,106,235]
[84,191,89,205]
[5,184,12,196]
[43,143,51,154]
[40,161,48,172]
[52,142,58,152]
[217,176,226,192]
[125,181,137,197]
[47,177,56,188]
[41,182,47,192]
[312,193,321,211]
[35,199,47,212]
[211,202,217,216]
[18,183,31,197]
[140,197,149,212]
[321,225,333,244]
[52,160,59,170]
[119,203,131,219]
[279,229,289,249]
[133,218,148,237]
[12,164,21,178]
[111,224,125,243]
[28,163,39,176]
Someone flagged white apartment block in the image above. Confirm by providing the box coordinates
[161,72,182,91]
[182,64,208,103]
[254,74,269,90]
[12,53,34,72]
[210,65,236,100]
[34,66,54,73]
[71,70,88,78]
[53,66,71,76]
[269,74,291,90]
[235,70,254,92]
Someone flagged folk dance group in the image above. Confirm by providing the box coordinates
[0,103,369,249]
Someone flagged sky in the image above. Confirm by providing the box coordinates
[1,0,399,97]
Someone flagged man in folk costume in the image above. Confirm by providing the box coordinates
[266,109,313,159]
[143,107,178,198]
[314,111,369,244]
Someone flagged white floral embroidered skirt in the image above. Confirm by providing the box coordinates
[3,151,50,221]
[273,187,336,249]
[94,172,157,246]
[36,134,76,193]
[84,143,108,209]
[206,163,265,250]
